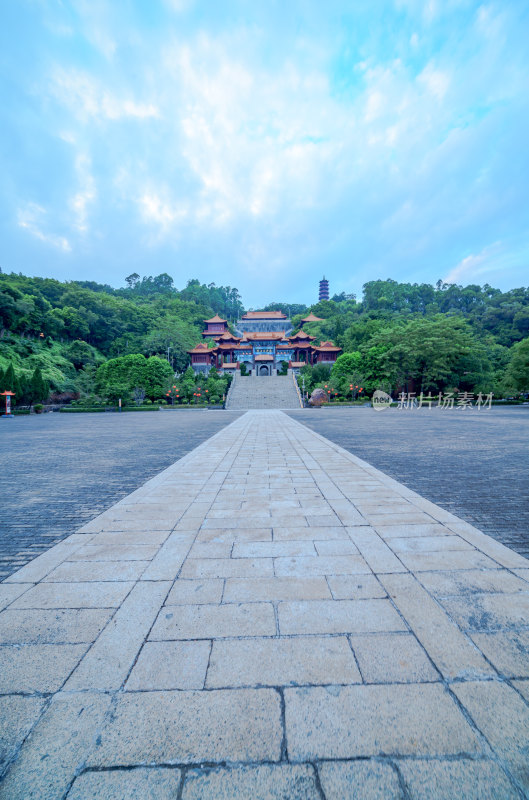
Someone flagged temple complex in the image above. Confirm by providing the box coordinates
[188,309,341,376]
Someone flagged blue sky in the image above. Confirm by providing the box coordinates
[1,0,528,307]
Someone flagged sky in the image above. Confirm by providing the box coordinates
[1,0,528,307]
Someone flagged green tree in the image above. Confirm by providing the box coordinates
[96,354,148,397]
[105,383,131,406]
[505,337,529,392]
[364,316,489,392]
[3,363,18,394]
[96,354,173,401]
[125,273,140,290]
[27,367,49,407]
[331,352,363,380]
[143,356,173,400]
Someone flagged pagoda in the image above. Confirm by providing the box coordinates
[202,314,229,338]
[319,277,329,301]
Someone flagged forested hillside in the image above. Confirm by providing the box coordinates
[0,270,528,406]
[291,279,529,397]
[0,271,242,403]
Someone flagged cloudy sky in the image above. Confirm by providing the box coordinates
[1,0,528,306]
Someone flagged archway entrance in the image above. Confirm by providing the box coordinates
[259,364,270,376]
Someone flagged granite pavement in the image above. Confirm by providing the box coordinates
[0,410,528,799]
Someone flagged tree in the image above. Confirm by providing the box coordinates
[105,382,131,406]
[125,273,140,290]
[363,316,490,392]
[143,356,173,400]
[27,367,49,407]
[96,354,173,401]
[262,302,308,317]
[505,337,529,392]
[311,363,332,384]
[96,354,147,397]
[3,363,17,394]
[67,340,100,370]
[331,352,363,380]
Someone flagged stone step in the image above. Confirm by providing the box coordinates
[226,375,301,409]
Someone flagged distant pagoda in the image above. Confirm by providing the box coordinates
[319,276,329,301]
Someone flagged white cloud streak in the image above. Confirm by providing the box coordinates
[443,242,503,284]
[70,154,96,232]
[17,204,71,252]
[51,69,159,121]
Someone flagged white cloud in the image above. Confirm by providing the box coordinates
[138,191,188,232]
[138,35,346,231]
[51,70,159,121]
[26,2,528,298]
[164,0,194,11]
[70,154,96,232]
[71,0,117,59]
[17,204,71,252]
[417,63,451,100]
[444,242,502,284]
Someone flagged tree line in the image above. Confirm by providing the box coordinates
[0,269,527,407]
[0,271,242,405]
[292,280,529,399]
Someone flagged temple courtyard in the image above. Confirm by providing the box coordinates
[0,408,528,798]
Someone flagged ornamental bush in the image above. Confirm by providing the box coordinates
[96,354,173,402]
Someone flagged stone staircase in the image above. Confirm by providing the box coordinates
[226,373,302,409]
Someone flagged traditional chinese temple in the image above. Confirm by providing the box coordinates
[188,310,341,376]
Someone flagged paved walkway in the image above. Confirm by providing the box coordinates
[0,410,242,580]
[289,406,529,558]
[1,411,528,799]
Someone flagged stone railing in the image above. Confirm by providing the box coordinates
[224,372,238,409]
[292,371,304,408]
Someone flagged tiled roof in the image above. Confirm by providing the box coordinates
[290,361,308,367]
[188,342,212,354]
[289,330,315,341]
[254,354,274,361]
[215,332,241,342]
[203,314,227,323]
[314,341,341,351]
[241,311,287,319]
[301,312,323,322]
[220,363,237,369]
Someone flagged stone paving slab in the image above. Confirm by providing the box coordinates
[0,410,243,580]
[0,409,528,799]
[288,406,529,558]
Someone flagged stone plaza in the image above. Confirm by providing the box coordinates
[0,409,528,798]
